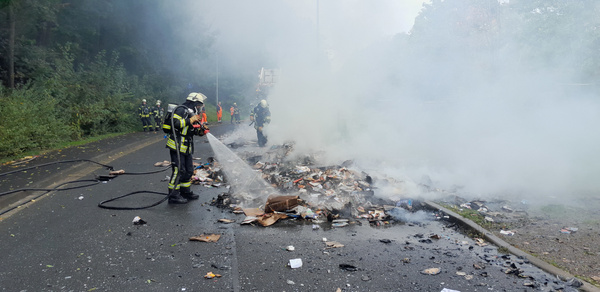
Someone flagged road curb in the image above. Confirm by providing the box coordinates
[424,200,600,292]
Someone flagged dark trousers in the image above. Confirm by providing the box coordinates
[153,117,162,131]
[141,117,152,131]
[168,149,194,192]
[257,128,267,147]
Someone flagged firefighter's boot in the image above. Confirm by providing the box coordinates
[168,189,188,204]
[180,187,199,200]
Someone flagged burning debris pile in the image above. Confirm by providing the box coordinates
[205,141,434,227]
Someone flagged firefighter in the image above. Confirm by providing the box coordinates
[138,99,152,132]
[233,102,241,124]
[216,102,223,123]
[162,92,208,204]
[152,100,164,132]
[250,99,271,147]
[230,103,235,124]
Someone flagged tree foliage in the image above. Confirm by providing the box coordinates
[0,0,254,158]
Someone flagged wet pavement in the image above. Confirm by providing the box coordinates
[0,123,590,291]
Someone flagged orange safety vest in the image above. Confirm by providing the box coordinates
[230,107,234,115]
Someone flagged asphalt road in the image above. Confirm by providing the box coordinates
[0,123,585,292]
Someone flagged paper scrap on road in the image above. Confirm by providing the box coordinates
[189,234,221,242]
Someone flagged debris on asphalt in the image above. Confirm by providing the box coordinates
[325,241,344,248]
[560,227,578,234]
[264,195,299,213]
[109,169,125,175]
[218,218,235,224]
[132,216,146,225]
[154,160,170,167]
[189,234,221,242]
[339,264,358,272]
[286,245,295,251]
[288,258,302,269]
[204,272,221,279]
[421,267,441,275]
[499,230,515,236]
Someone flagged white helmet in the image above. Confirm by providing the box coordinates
[186,92,207,103]
[156,100,161,105]
[260,99,268,108]
[142,99,147,103]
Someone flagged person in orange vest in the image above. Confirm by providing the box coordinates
[230,103,236,124]
[200,106,208,124]
[216,102,223,123]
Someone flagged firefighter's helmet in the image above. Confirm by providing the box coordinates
[186,92,206,103]
[260,99,268,108]
[156,100,161,105]
[142,99,147,103]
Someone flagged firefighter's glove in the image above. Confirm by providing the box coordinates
[189,114,201,124]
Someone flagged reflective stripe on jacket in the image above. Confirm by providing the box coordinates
[163,106,195,154]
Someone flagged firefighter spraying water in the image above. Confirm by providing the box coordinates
[162,92,210,204]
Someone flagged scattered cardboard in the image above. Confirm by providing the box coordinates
[189,234,221,242]
[264,195,299,213]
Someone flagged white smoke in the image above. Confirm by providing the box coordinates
[175,1,600,204]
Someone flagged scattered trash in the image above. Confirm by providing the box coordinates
[218,219,235,224]
[132,216,146,225]
[325,241,344,248]
[474,238,487,246]
[379,239,392,244]
[189,234,221,242]
[288,258,302,269]
[421,267,441,275]
[286,246,295,251]
[204,272,221,279]
[109,169,125,175]
[256,213,288,227]
[473,263,484,270]
[264,195,299,213]
[339,264,358,272]
[286,280,295,285]
[499,230,515,236]
[440,289,461,292]
[154,160,170,167]
[78,196,84,200]
[560,227,578,234]
[332,219,349,228]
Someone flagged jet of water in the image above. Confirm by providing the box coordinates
[206,133,280,207]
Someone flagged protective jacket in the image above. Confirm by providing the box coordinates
[250,105,271,128]
[162,102,201,154]
[153,105,164,120]
[139,103,151,118]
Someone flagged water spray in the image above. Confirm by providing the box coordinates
[206,133,280,207]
